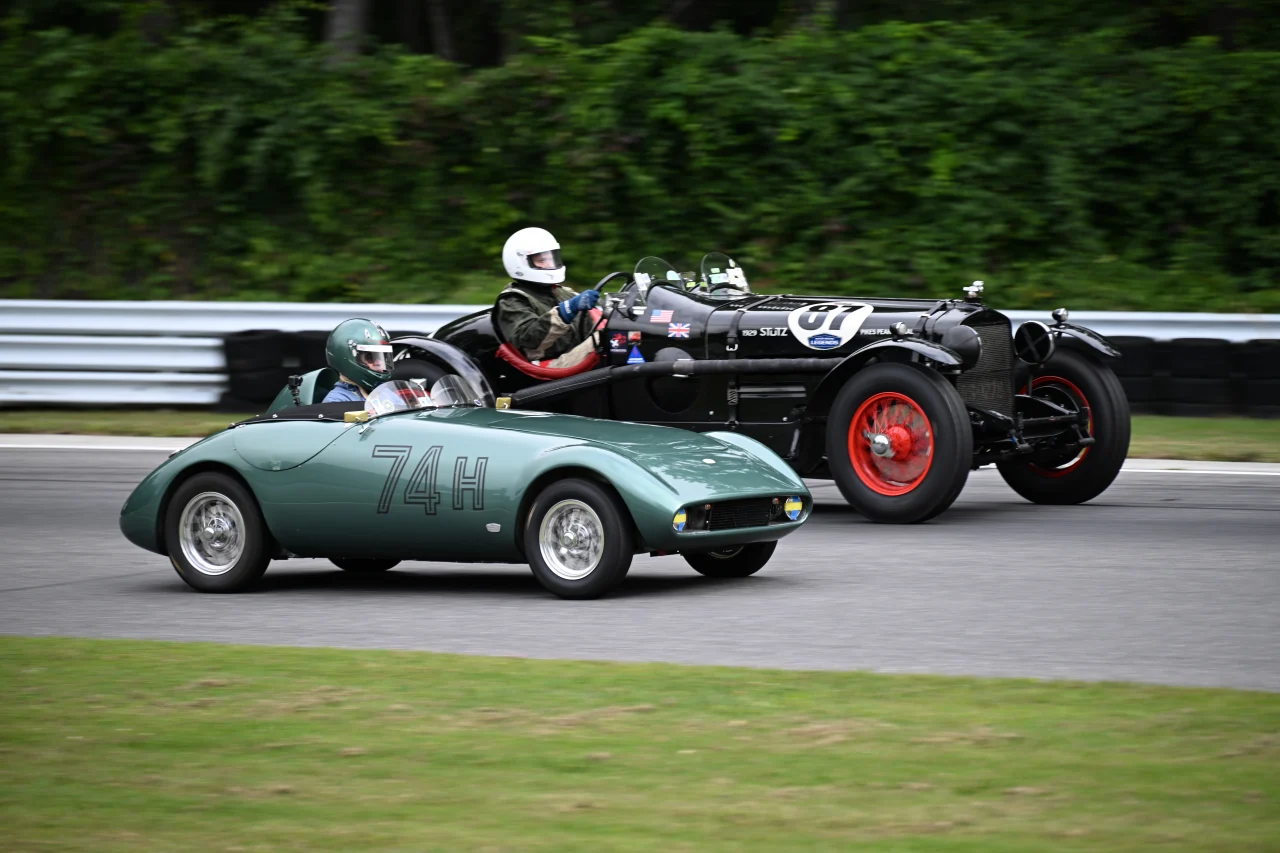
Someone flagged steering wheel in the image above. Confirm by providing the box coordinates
[587,272,636,342]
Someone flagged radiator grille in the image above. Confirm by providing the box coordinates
[708,499,774,531]
[956,313,1015,416]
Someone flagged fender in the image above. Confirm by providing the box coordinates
[808,339,963,417]
[1052,323,1121,359]
[391,336,497,405]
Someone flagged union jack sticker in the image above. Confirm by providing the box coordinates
[667,323,691,338]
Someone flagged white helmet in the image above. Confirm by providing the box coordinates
[503,227,565,285]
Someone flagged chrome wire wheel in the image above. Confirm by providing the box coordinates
[178,491,245,576]
[538,499,605,581]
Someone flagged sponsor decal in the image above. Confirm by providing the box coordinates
[860,328,891,336]
[628,331,643,343]
[786,303,874,351]
[673,508,687,532]
[650,309,674,323]
[785,496,803,521]
[667,323,691,338]
[808,334,841,350]
[610,332,627,351]
[627,346,646,364]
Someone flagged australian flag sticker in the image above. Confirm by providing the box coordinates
[627,345,646,364]
[667,323,691,338]
[808,333,841,350]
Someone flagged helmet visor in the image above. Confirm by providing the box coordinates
[353,344,392,374]
[527,249,563,271]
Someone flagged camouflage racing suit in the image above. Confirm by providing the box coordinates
[495,281,598,368]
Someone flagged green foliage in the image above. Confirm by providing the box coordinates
[2,3,1279,309]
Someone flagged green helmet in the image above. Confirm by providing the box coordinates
[325,318,393,393]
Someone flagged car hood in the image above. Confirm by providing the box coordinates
[480,410,803,495]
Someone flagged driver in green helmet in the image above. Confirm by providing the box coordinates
[322,318,394,403]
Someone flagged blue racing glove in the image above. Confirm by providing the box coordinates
[556,288,600,322]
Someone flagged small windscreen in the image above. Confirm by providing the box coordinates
[365,380,432,417]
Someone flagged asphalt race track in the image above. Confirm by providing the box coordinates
[2,442,1277,691]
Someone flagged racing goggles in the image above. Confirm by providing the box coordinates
[350,341,393,373]
[526,249,563,271]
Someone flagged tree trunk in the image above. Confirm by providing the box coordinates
[326,0,369,55]
[399,0,427,53]
[427,0,455,62]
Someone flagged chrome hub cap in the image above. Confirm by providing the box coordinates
[539,499,604,581]
[178,491,245,576]
[870,433,892,458]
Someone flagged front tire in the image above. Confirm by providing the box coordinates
[165,472,272,593]
[684,541,776,578]
[826,362,973,524]
[525,478,633,599]
[998,347,1130,505]
[330,558,400,573]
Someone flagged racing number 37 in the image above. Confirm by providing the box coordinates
[372,445,488,515]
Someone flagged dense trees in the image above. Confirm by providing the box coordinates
[6,1,1277,64]
[1,1,1277,308]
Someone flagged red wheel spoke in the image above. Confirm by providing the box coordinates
[848,392,935,496]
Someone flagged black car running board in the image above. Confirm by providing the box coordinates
[503,358,842,409]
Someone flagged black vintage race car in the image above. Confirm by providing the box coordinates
[389,253,1130,524]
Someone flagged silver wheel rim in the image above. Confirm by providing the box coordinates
[539,499,605,581]
[178,491,245,576]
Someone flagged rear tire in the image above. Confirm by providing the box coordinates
[525,479,633,599]
[998,347,1130,505]
[826,362,973,524]
[330,558,400,573]
[165,472,272,593]
[684,541,776,578]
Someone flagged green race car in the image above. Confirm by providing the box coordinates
[120,377,811,599]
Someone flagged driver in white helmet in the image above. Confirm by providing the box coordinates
[495,227,600,369]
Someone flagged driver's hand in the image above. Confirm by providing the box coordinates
[557,289,600,322]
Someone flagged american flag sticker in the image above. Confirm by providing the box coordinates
[667,323,691,338]
[650,309,674,323]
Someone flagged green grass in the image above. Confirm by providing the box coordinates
[0,409,253,437]
[2,637,1278,852]
[0,409,1278,461]
[1129,415,1280,463]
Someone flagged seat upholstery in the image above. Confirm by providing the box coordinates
[496,342,600,379]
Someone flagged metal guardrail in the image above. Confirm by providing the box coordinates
[0,335,225,372]
[1003,311,1280,343]
[1,299,1277,406]
[0,300,473,337]
[0,370,227,405]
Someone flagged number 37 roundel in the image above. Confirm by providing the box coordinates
[786,303,874,351]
